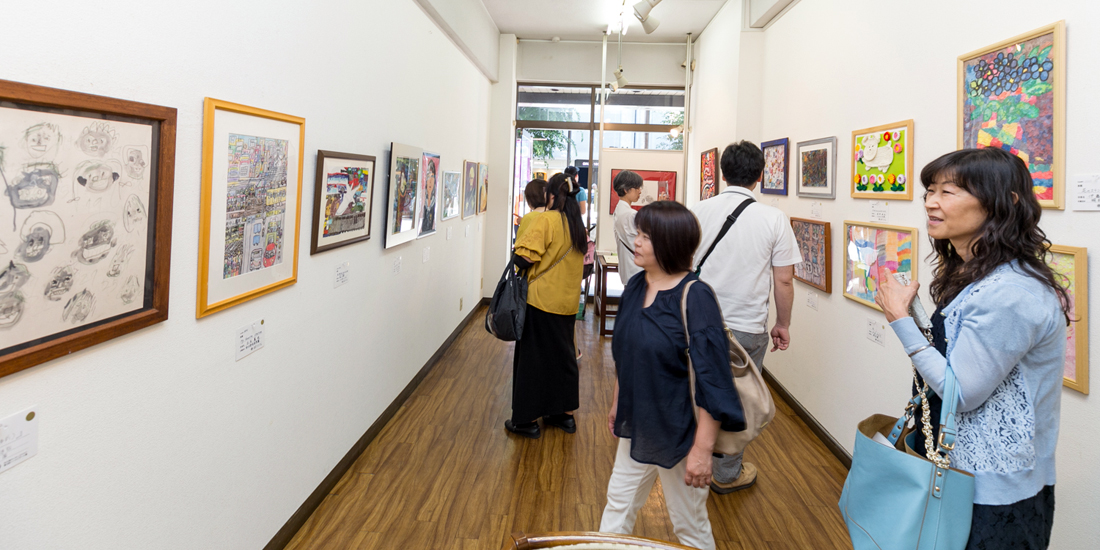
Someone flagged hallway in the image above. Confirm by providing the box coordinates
[285,308,853,550]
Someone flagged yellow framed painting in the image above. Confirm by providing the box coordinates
[842,221,918,311]
[851,120,914,201]
[1049,245,1088,394]
[197,98,305,318]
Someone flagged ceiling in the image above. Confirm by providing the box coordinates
[481,0,729,43]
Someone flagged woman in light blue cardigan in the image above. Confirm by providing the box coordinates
[878,148,1071,550]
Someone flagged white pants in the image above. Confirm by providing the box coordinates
[599,438,715,550]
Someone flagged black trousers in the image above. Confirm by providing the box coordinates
[510,304,579,423]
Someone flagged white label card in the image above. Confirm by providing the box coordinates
[236,321,265,361]
[334,262,350,288]
[806,290,819,310]
[1072,175,1100,211]
[423,247,430,263]
[870,201,889,223]
[811,202,823,219]
[0,407,38,475]
[866,318,885,346]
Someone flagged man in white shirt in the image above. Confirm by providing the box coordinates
[612,170,644,285]
[690,140,802,494]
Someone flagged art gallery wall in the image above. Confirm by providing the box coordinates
[691,1,1100,547]
[517,40,688,86]
[0,1,494,549]
[594,148,684,253]
[412,0,502,81]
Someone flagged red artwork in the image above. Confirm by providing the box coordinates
[609,169,678,214]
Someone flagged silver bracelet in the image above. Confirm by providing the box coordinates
[907,344,932,358]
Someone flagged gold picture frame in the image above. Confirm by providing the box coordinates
[851,120,914,201]
[1049,245,1088,394]
[842,221,918,311]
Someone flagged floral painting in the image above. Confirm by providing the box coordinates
[761,138,789,196]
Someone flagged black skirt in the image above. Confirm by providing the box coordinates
[966,485,1055,550]
[511,304,579,423]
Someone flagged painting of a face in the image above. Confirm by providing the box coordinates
[8,164,60,208]
[62,289,95,324]
[77,123,115,157]
[76,161,120,192]
[22,123,60,158]
[17,226,51,262]
[0,261,31,293]
[45,265,75,301]
[106,244,134,277]
[120,275,141,305]
[0,292,25,328]
[125,147,147,179]
[75,221,116,264]
[123,194,147,232]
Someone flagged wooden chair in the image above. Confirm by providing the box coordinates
[504,531,697,550]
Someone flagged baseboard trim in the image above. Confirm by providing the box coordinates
[762,367,852,469]
[264,299,489,550]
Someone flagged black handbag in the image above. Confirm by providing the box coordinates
[485,257,528,341]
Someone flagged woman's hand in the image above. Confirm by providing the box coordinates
[875,267,919,323]
[684,445,713,488]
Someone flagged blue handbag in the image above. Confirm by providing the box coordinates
[839,362,975,549]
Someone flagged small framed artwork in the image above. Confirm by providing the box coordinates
[959,21,1065,209]
[852,120,914,200]
[609,169,678,214]
[761,138,790,196]
[795,137,837,199]
[462,160,477,219]
[0,79,177,379]
[386,142,422,248]
[700,147,718,201]
[791,218,831,293]
[1048,244,1088,394]
[417,152,439,238]
[477,162,489,214]
[441,170,460,221]
[310,150,375,255]
[842,221,917,311]
[198,98,304,318]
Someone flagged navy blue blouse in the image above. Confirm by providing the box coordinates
[611,272,746,468]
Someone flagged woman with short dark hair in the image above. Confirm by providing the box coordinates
[612,170,644,284]
[600,201,744,550]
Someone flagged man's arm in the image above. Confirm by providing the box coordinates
[770,265,795,351]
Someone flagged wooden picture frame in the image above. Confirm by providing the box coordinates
[462,160,477,219]
[958,21,1066,209]
[842,221,918,311]
[795,137,837,199]
[197,98,305,318]
[851,120,914,201]
[700,147,718,201]
[309,150,375,255]
[1049,244,1089,394]
[386,142,422,248]
[0,79,177,379]
[761,138,790,196]
[790,218,831,293]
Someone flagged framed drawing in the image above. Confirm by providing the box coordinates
[852,120,914,200]
[700,147,718,201]
[462,160,477,219]
[0,79,176,379]
[608,169,677,214]
[309,150,374,255]
[386,142,421,248]
[198,98,304,318]
[761,138,790,196]
[441,170,460,221]
[417,152,439,238]
[842,221,917,311]
[791,218,831,293]
[477,162,489,214]
[1048,245,1088,394]
[959,21,1065,209]
[795,137,837,199]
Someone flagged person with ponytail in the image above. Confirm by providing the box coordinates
[877,147,1071,549]
[505,173,587,439]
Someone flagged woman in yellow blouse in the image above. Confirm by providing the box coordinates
[507,173,586,439]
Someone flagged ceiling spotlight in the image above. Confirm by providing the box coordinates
[633,0,662,34]
[614,67,629,90]
[670,124,684,138]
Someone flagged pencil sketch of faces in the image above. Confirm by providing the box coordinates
[74,220,117,265]
[77,122,117,157]
[123,194,147,232]
[21,123,61,160]
[75,160,121,193]
[62,288,95,324]
[0,292,25,328]
[120,275,140,304]
[0,261,31,294]
[45,265,76,301]
[7,163,61,208]
[17,211,66,263]
[106,244,133,277]
[123,146,147,180]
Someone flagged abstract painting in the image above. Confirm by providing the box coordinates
[310,150,374,254]
[791,218,831,293]
[441,170,460,220]
[843,221,917,311]
[199,98,304,317]
[609,169,677,214]
[852,120,914,200]
[1049,245,1088,394]
[418,152,439,238]
[462,160,477,219]
[796,137,836,199]
[0,80,176,378]
[700,147,718,201]
[477,162,489,214]
[761,138,789,196]
[386,142,421,249]
[959,21,1065,209]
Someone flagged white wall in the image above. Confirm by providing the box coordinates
[517,40,689,86]
[484,34,520,296]
[0,1,491,549]
[692,1,1100,547]
[594,148,684,252]
[413,0,502,81]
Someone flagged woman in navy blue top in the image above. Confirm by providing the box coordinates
[599,201,744,550]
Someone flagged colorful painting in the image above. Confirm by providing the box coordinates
[761,138,789,196]
[477,162,489,214]
[310,150,375,254]
[959,21,1065,209]
[843,221,917,311]
[609,169,678,214]
[418,152,439,237]
[791,218,831,293]
[385,142,421,249]
[796,137,836,199]
[802,151,827,186]
[700,148,718,201]
[223,134,288,278]
[462,160,477,219]
[852,120,914,200]
[441,170,460,220]
[1048,245,1089,394]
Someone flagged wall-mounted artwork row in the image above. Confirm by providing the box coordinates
[959,20,1065,209]
[418,152,439,238]
[0,80,176,378]
[462,160,477,220]
[198,99,304,318]
[761,138,789,196]
[795,137,836,199]
[852,120,914,201]
[700,147,718,201]
[791,218,830,293]
[608,170,677,214]
[843,221,917,311]
[386,143,421,249]
[1048,244,1088,394]
[310,150,374,255]
[441,170,460,221]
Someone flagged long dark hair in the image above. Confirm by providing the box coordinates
[921,148,1070,320]
[546,173,586,252]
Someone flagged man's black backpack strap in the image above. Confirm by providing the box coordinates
[695,198,755,274]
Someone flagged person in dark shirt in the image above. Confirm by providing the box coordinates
[598,201,744,550]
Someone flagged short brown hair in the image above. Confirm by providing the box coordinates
[524,179,547,209]
[634,201,700,274]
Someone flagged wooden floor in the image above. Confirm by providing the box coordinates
[284,307,853,550]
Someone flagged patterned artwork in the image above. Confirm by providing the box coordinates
[761,138,789,196]
[1048,245,1088,393]
[791,218,830,293]
[843,222,916,311]
[852,120,914,200]
[802,150,827,187]
[310,150,375,255]
[700,148,717,201]
[796,137,836,199]
[223,134,288,279]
